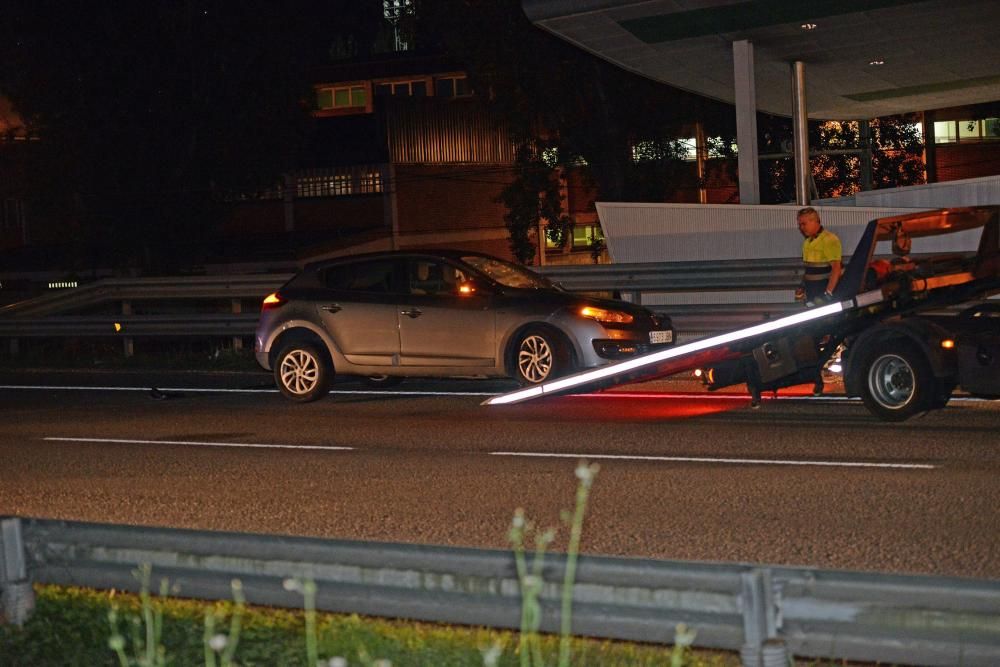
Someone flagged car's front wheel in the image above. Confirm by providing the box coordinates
[859,341,934,421]
[513,327,573,385]
[274,342,331,402]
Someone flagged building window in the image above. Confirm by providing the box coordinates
[934,118,1000,144]
[545,224,604,250]
[317,86,367,110]
[435,76,470,98]
[298,173,352,198]
[375,80,427,97]
[295,169,382,198]
[359,171,382,193]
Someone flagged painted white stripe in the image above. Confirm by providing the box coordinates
[1,385,989,402]
[490,451,937,470]
[0,385,495,396]
[44,437,352,451]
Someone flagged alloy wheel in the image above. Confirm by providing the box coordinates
[518,334,553,383]
[280,349,321,396]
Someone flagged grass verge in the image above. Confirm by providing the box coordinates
[0,584,739,667]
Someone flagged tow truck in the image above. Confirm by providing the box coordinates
[485,206,1000,422]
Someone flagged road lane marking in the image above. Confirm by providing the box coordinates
[2,384,989,402]
[490,451,937,469]
[2,385,494,396]
[44,437,352,451]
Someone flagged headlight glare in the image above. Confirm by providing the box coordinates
[578,306,634,324]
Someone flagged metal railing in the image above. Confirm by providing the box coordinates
[0,262,799,349]
[0,275,293,318]
[2,517,998,666]
[535,258,804,304]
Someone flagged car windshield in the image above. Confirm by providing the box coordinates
[461,255,553,289]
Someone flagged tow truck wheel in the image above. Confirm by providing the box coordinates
[859,341,934,421]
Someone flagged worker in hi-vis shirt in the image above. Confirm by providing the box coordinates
[794,207,842,307]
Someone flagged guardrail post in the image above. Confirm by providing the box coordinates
[739,568,786,667]
[0,518,35,626]
[121,300,134,357]
[231,299,243,351]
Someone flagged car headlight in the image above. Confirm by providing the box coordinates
[578,306,634,324]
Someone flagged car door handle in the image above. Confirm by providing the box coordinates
[320,304,342,313]
[401,308,423,318]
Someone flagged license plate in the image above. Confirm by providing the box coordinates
[649,330,673,344]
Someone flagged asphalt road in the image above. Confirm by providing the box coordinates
[2,369,999,580]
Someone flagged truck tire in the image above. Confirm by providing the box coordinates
[858,340,935,421]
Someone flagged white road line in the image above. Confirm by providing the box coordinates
[1,384,988,402]
[490,451,937,470]
[44,437,352,451]
[1,385,494,396]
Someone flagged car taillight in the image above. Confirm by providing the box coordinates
[261,292,285,311]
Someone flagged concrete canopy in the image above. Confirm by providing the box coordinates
[522,0,1000,120]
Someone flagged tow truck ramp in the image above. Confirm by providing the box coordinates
[484,294,883,406]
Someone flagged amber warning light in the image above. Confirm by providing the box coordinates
[262,292,285,310]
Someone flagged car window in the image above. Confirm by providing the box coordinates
[324,260,396,293]
[408,259,469,296]
[460,255,552,289]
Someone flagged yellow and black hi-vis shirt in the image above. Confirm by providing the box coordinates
[802,227,842,283]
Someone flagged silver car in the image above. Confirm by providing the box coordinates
[255,250,675,401]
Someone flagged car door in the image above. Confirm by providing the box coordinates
[318,258,402,366]
[398,257,496,367]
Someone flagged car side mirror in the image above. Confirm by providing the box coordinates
[456,279,489,296]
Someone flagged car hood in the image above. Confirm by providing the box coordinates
[504,287,655,317]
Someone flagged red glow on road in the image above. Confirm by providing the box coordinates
[490,392,750,422]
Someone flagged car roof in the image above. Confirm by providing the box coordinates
[303,249,508,273]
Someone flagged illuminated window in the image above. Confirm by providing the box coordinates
[333,174,352,196]
[572,224,604,249]
[934,118,1000,143]
[545,224,604,250]
[435,76,470,98]
[359,171,382,193]
[317,86,366,110]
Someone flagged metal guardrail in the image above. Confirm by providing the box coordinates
[0,275,293,318]
[1,517,998,666]
[536,258,805,303]
[0,314,261,338]
[0,264,798,345]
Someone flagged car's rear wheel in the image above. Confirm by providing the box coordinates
[274,342,331,402]
[859,340,934,421]
[513,328,573,385]
[361,374,404,389]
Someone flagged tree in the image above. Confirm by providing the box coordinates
[760,114,925,204]
[0,1,335,274]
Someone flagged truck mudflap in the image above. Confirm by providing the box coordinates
[484,300,857,405]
